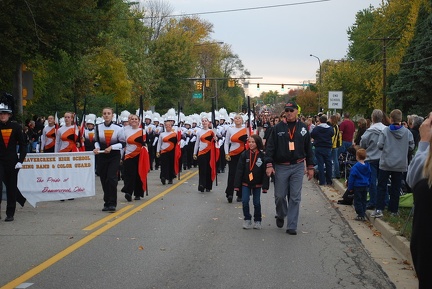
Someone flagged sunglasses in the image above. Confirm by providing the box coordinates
[285,108,295,113]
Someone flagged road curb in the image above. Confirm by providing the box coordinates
[333,179,412,264]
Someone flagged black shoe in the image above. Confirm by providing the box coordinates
[168,180,173,184]
[108,206,116,212]
[286,229,297,235]
[125,193,132,202]
[227,196,233,203]
[276,217,284,228]
[102,207,110,212]
[337,199,352,205]
[5,216,14,222]
[161,177,166,185]
[236,196,242,202]
[205,189,210,192]
[134,196,141,200]
[198,185,204,192]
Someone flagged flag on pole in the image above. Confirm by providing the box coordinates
[174,102,182,178]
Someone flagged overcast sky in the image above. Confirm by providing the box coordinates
[169,0,383,97]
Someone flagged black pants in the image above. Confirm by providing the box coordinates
[121,156,144,198]
[197,151,212,191]
[411,179,432,289]
[97,151,121,207]
[160,150,175,182]
[0,161,19,217]
[225,154,241,198]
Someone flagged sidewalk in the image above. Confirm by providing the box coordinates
[330,179,412,263]
[317,179,417,288]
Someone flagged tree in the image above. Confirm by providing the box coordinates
[388,2,432,116]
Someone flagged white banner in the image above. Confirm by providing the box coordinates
[18,152,96,207]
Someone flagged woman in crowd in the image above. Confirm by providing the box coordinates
[156,118,177,185]
[354,118,367,146]
[55,112,79,152]
[40,115,56,153]
[194,115,216,192]
[330,115,342,179]
[121,114,146,201]
[224,114,248,202]
[93,107,126,212]
[406,113,432,289]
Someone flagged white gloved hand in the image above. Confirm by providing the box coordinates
[15,162,23,169]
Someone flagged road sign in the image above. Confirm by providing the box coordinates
[328,91,343,109]
[192,92,203,99]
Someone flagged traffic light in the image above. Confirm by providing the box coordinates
[196,81,203,90]
[228,79,235,88]
[257,83,260,89]
[205,79,211,88]
[281,84,284,90]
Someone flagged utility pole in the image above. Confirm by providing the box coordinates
[368,37,400,113]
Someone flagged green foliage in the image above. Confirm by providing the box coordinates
[388,2,432,116]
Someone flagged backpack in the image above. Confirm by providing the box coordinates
[332,125,342,149]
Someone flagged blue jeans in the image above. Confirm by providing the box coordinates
[338,141,353,155]
[366,161,379,207]
[331,148,340,178]
[242,186,262,222]
[315,146,332,185]
[354,186,368,217]
[377,170,403,213]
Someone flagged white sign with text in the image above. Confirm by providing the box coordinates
[18,152,96,207]
[328,91,343,109]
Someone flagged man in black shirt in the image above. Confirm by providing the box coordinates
[265,101,315,235]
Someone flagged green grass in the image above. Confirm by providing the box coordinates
[381,207,413,241]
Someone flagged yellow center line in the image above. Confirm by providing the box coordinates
[0,170,198,289]
[82,205,134,231]
[83,171,194,231]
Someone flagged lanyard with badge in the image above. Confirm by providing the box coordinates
[248,150,258,181]
[288,122,296,151]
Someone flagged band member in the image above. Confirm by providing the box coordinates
[93,107,126,212]
[55,112,80,152]
[40,115,56,153]
[0,94,27,221]
[121,114,145,201]
[224,114,248,202]
[156,118,177,185]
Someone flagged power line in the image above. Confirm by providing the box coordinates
[170,0,331,18]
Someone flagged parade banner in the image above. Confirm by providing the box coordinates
[18,152,96,207]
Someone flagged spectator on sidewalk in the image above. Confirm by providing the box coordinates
[346,148,371,221]
[354,118,367,146]
[330,115,342,179]
[311,115,334,186]
[360,109,387,210]
[406,113,432,289]
[371,109,414,218]
[338,112,355,155]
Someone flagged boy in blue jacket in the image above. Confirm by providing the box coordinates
[347,148,371,221]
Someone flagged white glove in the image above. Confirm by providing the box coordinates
[15,162,23,169]
[152,137,159,147]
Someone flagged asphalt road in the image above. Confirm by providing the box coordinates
[1,167,400,289]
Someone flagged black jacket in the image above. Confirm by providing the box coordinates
[234,149,269,191]
[265,120,314,168]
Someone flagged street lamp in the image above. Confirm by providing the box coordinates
[310,54,322,114]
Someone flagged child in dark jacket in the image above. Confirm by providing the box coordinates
[347,148,371,221]
[234,135,270,229]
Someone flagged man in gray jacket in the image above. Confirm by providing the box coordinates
[360,109,386,210]
[371,109,414,218]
